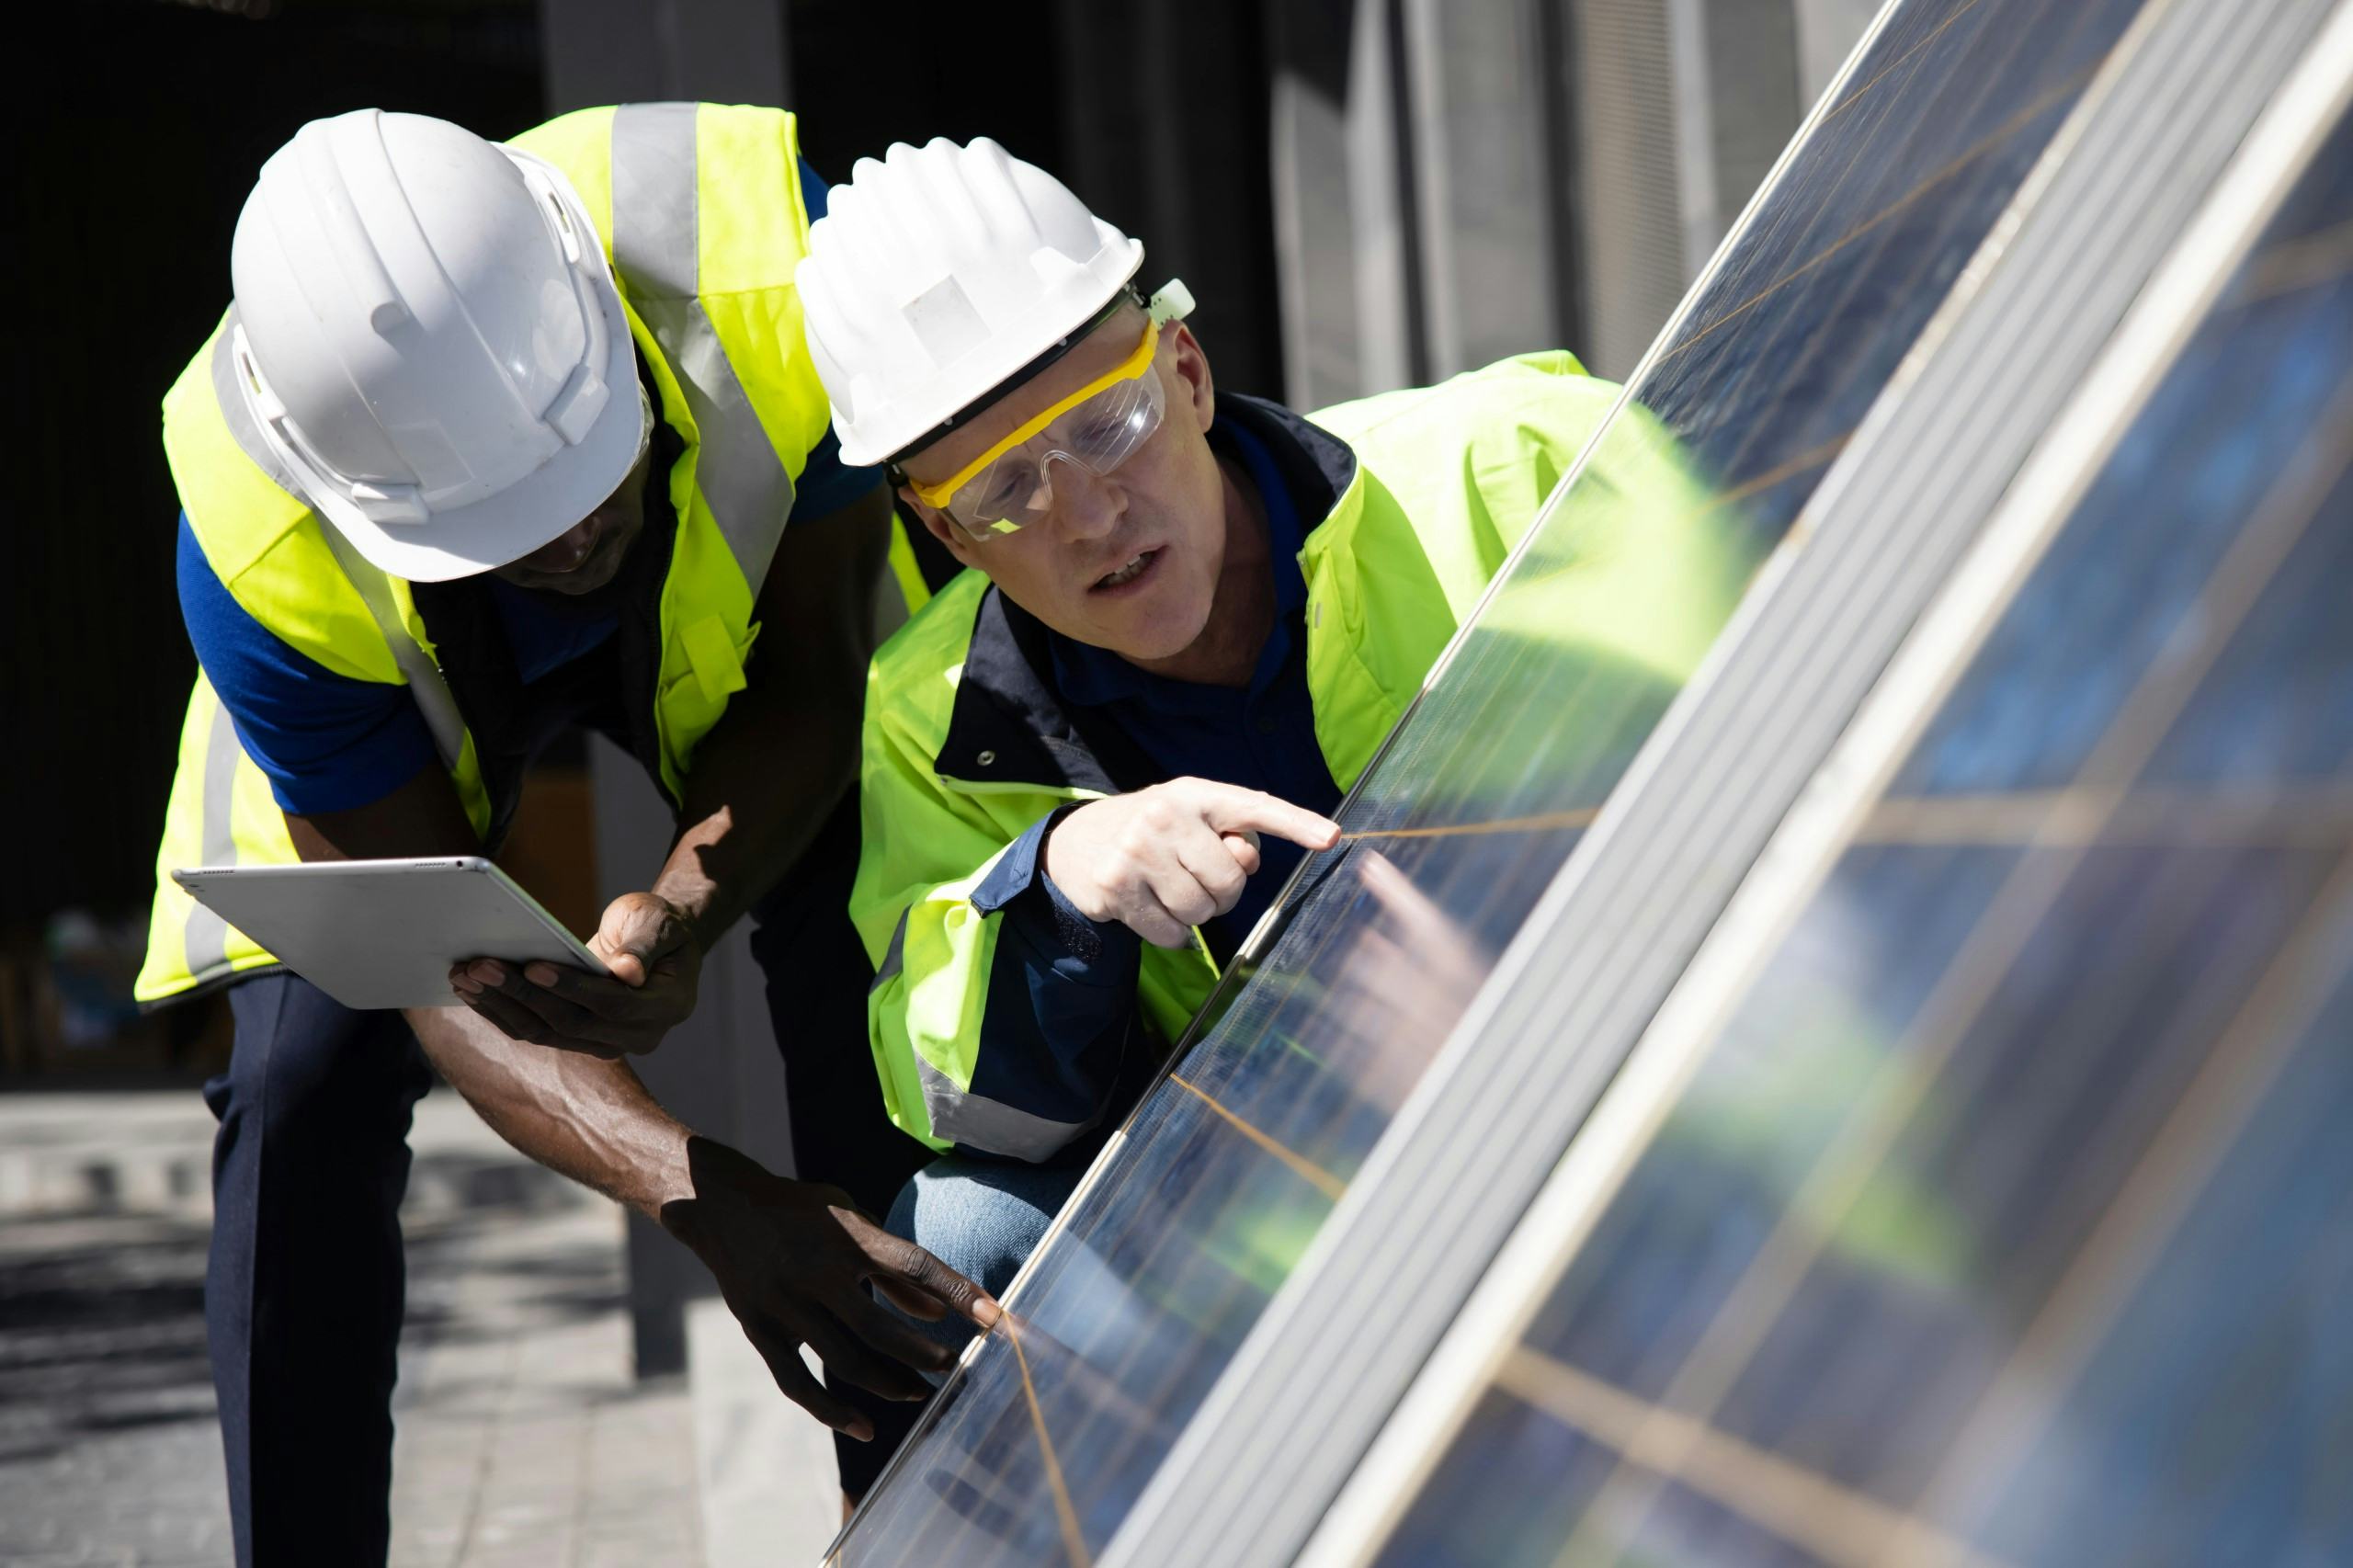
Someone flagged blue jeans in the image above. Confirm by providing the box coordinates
[884,1155,1090,1361]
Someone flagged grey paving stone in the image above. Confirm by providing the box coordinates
[0,1089,704,1567]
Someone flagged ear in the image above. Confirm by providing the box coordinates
[898,487,984,571]
[1165,324,1216,434]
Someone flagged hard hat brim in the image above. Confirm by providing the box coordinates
[307,275,645,584]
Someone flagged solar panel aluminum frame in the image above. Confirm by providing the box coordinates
[1302,6,2353,1557]
[1096,2,2350,1565]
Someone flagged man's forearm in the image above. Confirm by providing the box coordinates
[406,1003,695,1220]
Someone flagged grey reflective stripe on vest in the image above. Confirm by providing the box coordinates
[609,101,795,592]
[314,524,468,771]
[181,693,242,977]
[210,318,469,773]
[915,1055,1097,1162]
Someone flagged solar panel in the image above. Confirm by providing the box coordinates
[830,2,2159,1561]
[1347,77,2353,1568]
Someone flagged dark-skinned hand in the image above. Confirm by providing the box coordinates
[661,1138,1001,1437]
[449,890,702,1058]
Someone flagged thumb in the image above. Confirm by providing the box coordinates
[590,892,689,987]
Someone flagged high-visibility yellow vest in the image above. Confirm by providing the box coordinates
[138,102,838,1004]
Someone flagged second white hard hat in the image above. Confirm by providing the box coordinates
[229,108,642,582]
[797,137,1145,468]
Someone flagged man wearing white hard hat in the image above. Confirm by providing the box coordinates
[799,141,1629,1366]
[136,105,989,1564]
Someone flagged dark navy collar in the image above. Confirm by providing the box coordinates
[934,392,1354,791]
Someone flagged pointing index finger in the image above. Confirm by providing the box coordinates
[1200,785,1342,852]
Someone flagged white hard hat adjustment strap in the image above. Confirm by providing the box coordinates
[513,158,615,449]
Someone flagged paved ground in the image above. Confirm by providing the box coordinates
[0,1088,712,1567]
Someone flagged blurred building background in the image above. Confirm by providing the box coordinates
[0,2,1878,1552]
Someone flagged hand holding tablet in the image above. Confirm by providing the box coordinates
[173,858,609,1014]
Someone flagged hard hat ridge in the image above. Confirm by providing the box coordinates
[796,135,1147,468]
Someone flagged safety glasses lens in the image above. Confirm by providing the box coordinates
[946,345,1168,541]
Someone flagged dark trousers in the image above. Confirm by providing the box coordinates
[202,793,926,1562]
[205,976,430,1568]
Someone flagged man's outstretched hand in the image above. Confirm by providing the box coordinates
[659,1138,1001,1437]
[1045,778,1341,948]
[449,890,703,1058]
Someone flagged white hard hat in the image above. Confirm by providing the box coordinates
[228,108,642,582]
[797,137,1145,468]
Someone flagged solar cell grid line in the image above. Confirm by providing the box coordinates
[1486,1346,2011,1568]
[835,0,2173,1559]
[1815,0,1986,132]
[1889,850,2353,1568]
[1332,59,2353,1568]
[1000,1314,1088,1568]
[1165,1074,1348,1200]
[1646,0,2125,504]
[1655,51,2098,418]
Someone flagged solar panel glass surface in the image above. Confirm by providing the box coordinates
[1371,101,2353,1568]
[834,2,2153,1561]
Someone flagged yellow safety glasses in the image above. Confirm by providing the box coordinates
[904,281,1193,541]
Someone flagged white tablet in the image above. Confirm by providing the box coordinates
[172,857,610,1012]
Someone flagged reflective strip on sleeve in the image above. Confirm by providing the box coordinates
[610,102,796,592]
[915,1055,1097,1163]
[314,523,469,770]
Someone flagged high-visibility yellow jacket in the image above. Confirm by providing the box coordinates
[849,352,1734,1158]
[139,102,841,1004]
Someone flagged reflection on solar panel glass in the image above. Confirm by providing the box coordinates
[1371,103,2353,1568]
[835,2,2152,1561]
